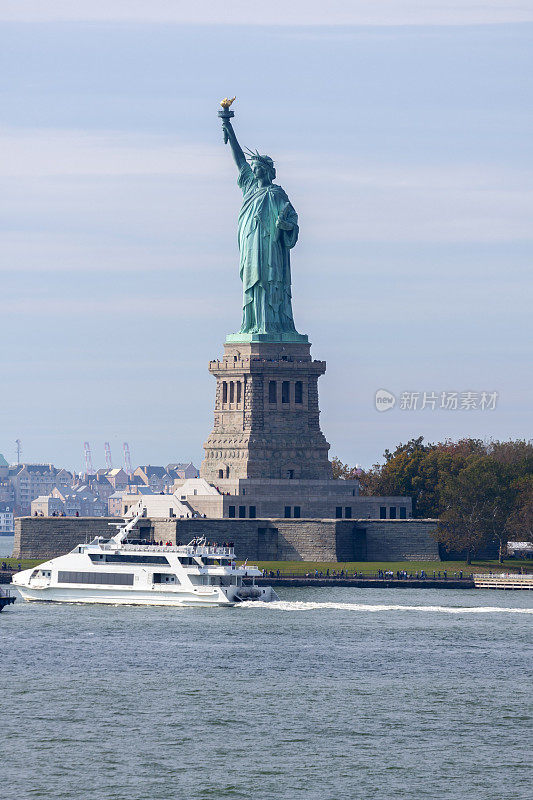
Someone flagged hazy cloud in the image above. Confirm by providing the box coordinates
[2,0,532,26]
[2,128,530,252]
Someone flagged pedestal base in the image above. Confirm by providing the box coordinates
[201,340,331,482]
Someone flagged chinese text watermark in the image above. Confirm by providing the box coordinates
[375,389,498,413]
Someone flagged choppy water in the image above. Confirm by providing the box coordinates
[1,586,531,800]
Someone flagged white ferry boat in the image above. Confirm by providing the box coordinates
[12,513,279,607]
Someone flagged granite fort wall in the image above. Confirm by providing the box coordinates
[14,516,439,562]
[361,520,439,561]
[13,517,117,559]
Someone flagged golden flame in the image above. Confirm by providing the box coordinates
[220,96,236,110]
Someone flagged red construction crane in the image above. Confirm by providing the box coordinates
[104,442,112,470]
[123,442,132,476]
[83,442,94,475]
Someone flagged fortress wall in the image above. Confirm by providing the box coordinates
[14,516,439,563]
[363,520,440,561]
[13,517,117,559]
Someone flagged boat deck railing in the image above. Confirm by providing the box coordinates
[473,572,532,578]
[100,543,235,557]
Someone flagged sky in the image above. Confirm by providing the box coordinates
[1,1,532,472]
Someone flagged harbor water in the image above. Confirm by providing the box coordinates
[1,583,531,800]
[0,534,14,558]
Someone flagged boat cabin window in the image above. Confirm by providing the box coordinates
[153,573,179,585]
[210,576,231,587]
[33,569,52,579]
[189,574,208,585]
[90,553,169,566]
[58,571,134,586]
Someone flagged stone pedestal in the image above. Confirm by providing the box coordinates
[201,340,331,481]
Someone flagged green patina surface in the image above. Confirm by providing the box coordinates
[220,106,307,342]
[225,331,308,343]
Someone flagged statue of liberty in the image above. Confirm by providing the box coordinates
[219,100,305,341]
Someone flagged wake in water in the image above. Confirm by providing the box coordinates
[239,601,533,615]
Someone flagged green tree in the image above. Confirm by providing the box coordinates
[356,437,485,517]
[332,438,533,559]
[438,456,518,563]
[331,456,360,480]
[506,476,533,544]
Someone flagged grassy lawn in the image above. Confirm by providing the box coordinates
[240,559,532,576]
[2,556,530,576]
[1,557,45,570]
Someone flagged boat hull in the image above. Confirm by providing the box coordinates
[12,583,279,607]
[13,584,236,607]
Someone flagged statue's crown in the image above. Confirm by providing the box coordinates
[245,149,274,169]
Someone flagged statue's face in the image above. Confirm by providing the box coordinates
[251,160,271,183]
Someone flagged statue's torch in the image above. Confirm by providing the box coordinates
[218,96,236,143]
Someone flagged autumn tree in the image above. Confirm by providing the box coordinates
[332,438,533,560]
[438,456,517,563]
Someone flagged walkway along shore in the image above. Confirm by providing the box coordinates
[257,576,475,589]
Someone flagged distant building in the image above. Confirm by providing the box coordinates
[0,501,14,534]
[133,466,175,493]
[0,454,14,505]
[9,464,68,515]
[31,485,106,517]
[105,468,129,490]
[125,475,146,490]
[31,494,65,517]
[84,473,115,503]
[507,541,533,559]
[0,454,8,479]
[108,491,125,517]
[55,468,75,492]
[124,494,194,520]
[167,462,199,479]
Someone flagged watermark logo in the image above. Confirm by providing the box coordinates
[375,389,396,412]
[374,390,498,412]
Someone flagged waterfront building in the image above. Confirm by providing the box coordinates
[0,501,15,534]
[8,463,64,515]
[0,454,15,505]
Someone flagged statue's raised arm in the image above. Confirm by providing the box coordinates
[218,97,246,171]
[221,118,246,171]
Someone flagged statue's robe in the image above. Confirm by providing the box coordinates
[237,163,298,334]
